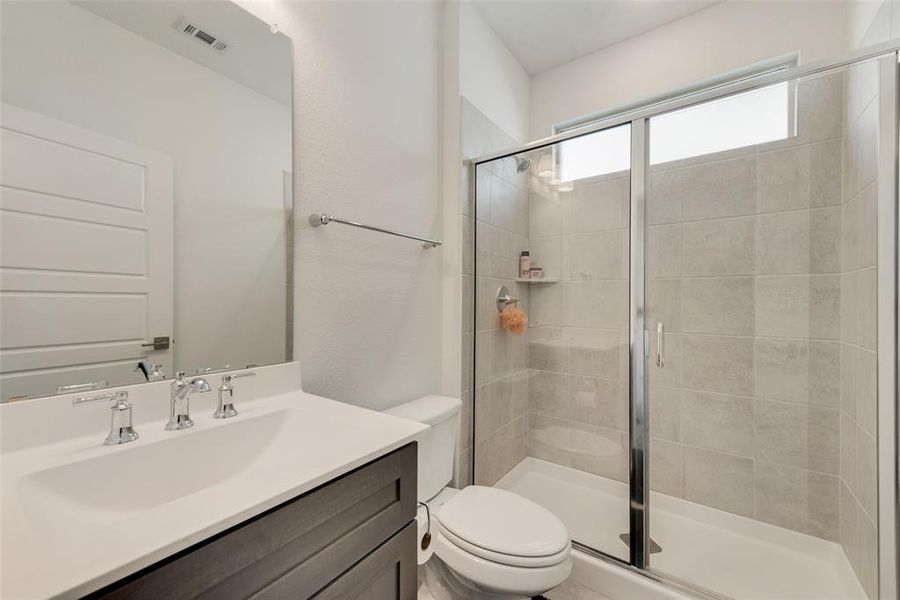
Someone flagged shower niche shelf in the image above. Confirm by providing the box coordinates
[515,278,559,283]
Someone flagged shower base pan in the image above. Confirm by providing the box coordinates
[495,458,865,600]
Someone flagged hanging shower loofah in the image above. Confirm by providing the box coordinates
[500,306,528,334]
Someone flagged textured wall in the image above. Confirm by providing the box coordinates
[239,1,443,410]
[459,3,530,144]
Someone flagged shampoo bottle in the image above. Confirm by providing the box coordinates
[519,251,531,278]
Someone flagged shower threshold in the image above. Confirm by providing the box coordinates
[495,457,866,600]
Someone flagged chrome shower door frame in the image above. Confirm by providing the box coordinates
[628,119,649,569]
[877,52,899,600]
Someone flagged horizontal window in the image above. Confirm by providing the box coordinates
[649,81,790,165]
[557,81,793,183]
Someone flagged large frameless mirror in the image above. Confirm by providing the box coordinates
[0,1,293,401]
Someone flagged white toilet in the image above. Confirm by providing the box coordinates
[385,395,572,600]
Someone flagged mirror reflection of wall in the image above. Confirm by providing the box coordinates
[0,0,293,401]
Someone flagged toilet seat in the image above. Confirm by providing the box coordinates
[424,486,572,596]
[436,520,571,567]
[433,531,572,596]
[434,485,571,571]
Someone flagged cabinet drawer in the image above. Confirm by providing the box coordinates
[89,443,417,600]
[256,522,416,600]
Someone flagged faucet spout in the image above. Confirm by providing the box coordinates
[135,360,166,382]
[166,373,210,431]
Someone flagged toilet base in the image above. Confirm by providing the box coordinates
[419,555,532,600]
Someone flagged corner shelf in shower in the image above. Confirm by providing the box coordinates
[515,278,559,283]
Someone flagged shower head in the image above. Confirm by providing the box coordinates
[514,155,531,174]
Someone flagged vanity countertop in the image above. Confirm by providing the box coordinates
[1,390,427,599]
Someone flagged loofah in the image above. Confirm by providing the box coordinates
[500,306,528,334]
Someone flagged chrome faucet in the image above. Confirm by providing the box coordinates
[167,372,210,431]
[135,360,166,382]
[214,371,256,419]
[73,391,139,445]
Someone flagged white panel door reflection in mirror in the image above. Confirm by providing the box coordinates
[0,104,174,400]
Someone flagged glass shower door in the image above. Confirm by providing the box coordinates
[643,60,885,600]
[469,120,636,563]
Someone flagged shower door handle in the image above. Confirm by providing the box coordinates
[656,322,665,368]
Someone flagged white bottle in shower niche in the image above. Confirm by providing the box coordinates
[519,251,531,278]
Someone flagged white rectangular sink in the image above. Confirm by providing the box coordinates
[23,409,293,515]
[2,390,426,599]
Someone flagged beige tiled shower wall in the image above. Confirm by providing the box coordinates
[839,58,879,600]
[646,70,847,541]
[461,98,531,487]
[527,170,632,482]
[525,71,857,545]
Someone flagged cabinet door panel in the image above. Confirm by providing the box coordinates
[307,522,417,600]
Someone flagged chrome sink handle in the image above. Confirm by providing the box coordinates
[73,391,139,446]
[214,371,256,419]
[166,372,210,431]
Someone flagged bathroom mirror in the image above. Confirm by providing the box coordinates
[0,0,293,401]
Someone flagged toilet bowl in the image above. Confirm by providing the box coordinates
[384,396,572,600]
[429,485,572,598]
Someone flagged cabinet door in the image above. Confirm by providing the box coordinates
[311,523,417,600]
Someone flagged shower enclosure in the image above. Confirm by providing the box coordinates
[467,43,898,600]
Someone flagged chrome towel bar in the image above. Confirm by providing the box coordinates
[308,213,441,248]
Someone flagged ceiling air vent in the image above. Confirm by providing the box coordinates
[175,18,229,53]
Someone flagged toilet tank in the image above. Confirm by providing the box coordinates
[384,395,461,501]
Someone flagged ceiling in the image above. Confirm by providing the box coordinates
[472,0,720,75]
[76,1,292,105]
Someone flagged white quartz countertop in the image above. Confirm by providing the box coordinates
[1,390,426,599]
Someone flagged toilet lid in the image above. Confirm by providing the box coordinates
[435,486,569,559]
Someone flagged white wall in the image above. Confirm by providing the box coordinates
[441,1,464,400]
[239,1,444,411]
[847,0,900,49]
[1,1,291,375]
[530,1,848,137]
[459,3,530,144]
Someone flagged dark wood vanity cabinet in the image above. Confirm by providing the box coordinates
[88,443,418,600]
